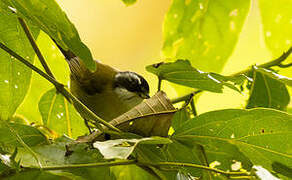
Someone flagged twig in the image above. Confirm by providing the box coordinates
[18,17,55,79]
[190,99,197,116]
[157,78,162,92]
[0,42,121,133]
[171,90,201,104]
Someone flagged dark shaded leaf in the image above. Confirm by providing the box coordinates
[272,162,292,179]
[163,0,250,72]
[246,68,290,110]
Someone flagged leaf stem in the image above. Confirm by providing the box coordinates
[0,42,121,133]
[18,17,55,79]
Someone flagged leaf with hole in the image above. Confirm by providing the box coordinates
[174,108,292,173]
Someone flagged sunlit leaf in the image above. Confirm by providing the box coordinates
[146,60,243,93]
[16,32,70,124]
[93,137,172,159]
[259,0,292,58]
[174,108,292,172]
[246,68,290,110]
[38,88,87,138]
[163,0,250,72]
[2,0,95,70]
[0,3,39,120]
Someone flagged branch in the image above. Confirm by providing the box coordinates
[22,159,251,178]
[232,46,292,77]
[0,42,121,133]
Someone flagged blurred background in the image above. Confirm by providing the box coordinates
[17,0,291,122]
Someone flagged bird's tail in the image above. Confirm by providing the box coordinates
[51,39,87,78]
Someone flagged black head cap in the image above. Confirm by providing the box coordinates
[114,71,150,98]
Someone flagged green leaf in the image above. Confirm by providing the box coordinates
[254,67,292,87]
[272,162,292,179]
[246,68,290,110]
[259,0,292,58]
[171,109,190,132]
[122,0,137,6]
[16,142,110,179]
[0,123,48,147]
[38,88,87,138]
[146,60,243,93]
[7,171,72,180]
[111,164,159,180]
[174,109,292,172]
[2,0,95,70]
[0,3,39,120]
[162,0,250,72]
[93,137,172,159]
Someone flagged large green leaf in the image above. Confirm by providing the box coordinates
[0,3,39,120]
[2,0,95,70]
[246,69,290,110]
[7,171,72,180]
[93,137,172,159]
[162,0,250,72]
[146,60,243,93]
[38,88,87,138]
[0,123,48,147]
[259,0,292,58]
[174,109,292,172]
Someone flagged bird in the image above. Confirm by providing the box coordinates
[52,41,150,131]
